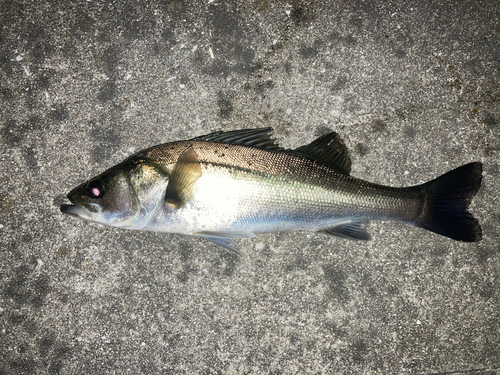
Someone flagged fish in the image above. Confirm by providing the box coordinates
[60,128,483,254]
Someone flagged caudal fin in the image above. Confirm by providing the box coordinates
[415,162,483,242]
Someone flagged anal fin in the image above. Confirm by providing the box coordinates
[320,221,371,241]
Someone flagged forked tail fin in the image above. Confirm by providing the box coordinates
[415,162,483,242]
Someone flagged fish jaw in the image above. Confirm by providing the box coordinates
[60,203,79,217]
[60,195,148,229]
[60,200,103,222]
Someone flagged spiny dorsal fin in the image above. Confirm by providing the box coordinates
[294,132,351,175]
[320,221,371,240]
[190,127,283,151]
[164,146,202,209]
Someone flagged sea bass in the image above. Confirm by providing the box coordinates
[60,128,482,253]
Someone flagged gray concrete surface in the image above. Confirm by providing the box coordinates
[1,0,499,373]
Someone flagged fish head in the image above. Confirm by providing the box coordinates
[60,161,169,229]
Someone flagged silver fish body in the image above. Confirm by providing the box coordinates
[61,128,482,252]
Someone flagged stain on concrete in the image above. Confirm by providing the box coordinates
[322,264,350,303]
[217,91,234,118]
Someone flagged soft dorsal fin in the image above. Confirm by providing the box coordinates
[164,146,202,209]
[294,132,352,175]
[190,127,283,151]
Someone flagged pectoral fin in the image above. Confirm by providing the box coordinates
[195,231,255,257]
[164,146,202,209]
[320,221,371,241]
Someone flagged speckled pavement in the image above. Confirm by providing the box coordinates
[1,1,499,373]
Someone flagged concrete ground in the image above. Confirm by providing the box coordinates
[1,0,499,373]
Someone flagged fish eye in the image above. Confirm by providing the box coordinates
[88,180,106,198]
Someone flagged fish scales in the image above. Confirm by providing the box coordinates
[137,141,422,235]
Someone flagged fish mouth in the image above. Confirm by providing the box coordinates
[60,200,101,219]
[60,203,78,217]
[60,194,79,217]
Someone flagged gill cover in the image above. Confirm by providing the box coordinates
[61,162,169,229]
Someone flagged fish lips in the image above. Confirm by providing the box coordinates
[60,203,79,217]
[60,198,100,219]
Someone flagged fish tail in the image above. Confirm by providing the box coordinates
[414,162,483,242]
